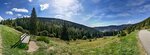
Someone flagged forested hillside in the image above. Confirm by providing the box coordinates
[0,17,103,40]
[122,17,150,35]
[0,8,104,41]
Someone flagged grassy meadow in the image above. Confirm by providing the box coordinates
[0,25,27,55]
[0,25,146,55]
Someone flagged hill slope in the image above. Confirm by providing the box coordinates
[124,17,150,34]
[38,17,99,32]
[0,25,26,55]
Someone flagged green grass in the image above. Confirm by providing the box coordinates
[31,31,145,55]
[0,25,28,55]
[0,25,145,55]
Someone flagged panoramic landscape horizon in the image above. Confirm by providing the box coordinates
[0,0,150,55]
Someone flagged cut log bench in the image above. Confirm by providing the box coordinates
[11,33,30,48]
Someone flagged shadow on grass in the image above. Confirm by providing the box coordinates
[11,43,28,50]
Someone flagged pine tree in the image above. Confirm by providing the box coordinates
[61,22,69,41]
[30,8,37,35]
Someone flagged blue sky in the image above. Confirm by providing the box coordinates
[0,0,150,27]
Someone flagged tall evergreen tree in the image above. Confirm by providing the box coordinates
[61,22,69,41]
[30,8,37,35]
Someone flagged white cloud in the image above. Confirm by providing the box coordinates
[40,3,49,11]
[0,16,4,21]
[105,13,131,18]
[23,15,30,17]
[16,14,22,17]
[28,0,32,2]
[83,10,103,21]
[5,11,13,15]
[4,3,8,5]
[51,0,83,20]
[11,8,29,13]
[127,20,132,24]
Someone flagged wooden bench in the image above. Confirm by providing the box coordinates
[11,33,30,48]
[20,33,30,43]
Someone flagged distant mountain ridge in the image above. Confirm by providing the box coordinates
[94,24,132,32]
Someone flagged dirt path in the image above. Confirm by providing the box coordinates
[139,30,150,55]
[0,25,2,55]
[27,41,39,52]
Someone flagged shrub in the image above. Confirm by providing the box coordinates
[38,30,49,36]
[37,37,49,43]
[118,31,126,37]
[17,43,28,50]
[82,36,87,40]
[49,33,56,37]
[120,32,126,36]
[89,39,92,42]
[24,30,30,34]
[15,26,24,32]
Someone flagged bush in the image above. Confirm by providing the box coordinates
[38,30,49,36]
[17,43,28,50]
[24,30,30,34]
[15,26,24,32]
[82,36,87,40]
[118,31,126,37]
[37,37,49,43]
[120,32,126,36]
[89,39,92,42]
[49,33,56,37]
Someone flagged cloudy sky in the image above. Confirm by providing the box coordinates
[0,0,150,27]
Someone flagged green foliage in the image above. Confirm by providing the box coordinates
[103,31,118,36]
[61,23,70,41]
[82,36,87,40]
[49,33,56,37]
[38,30,49,36]
[89,39,92,42]
[30,8,38,35]
[23,29,30,34]
[17,43,28,50]
[124,17,150,34]
[120,31,126,36]
[1,25,27,55]
[36,37,49,43]
[15,26,24,32]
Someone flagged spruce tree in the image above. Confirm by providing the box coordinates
[30,8,37,35]
[61,22,69,41]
